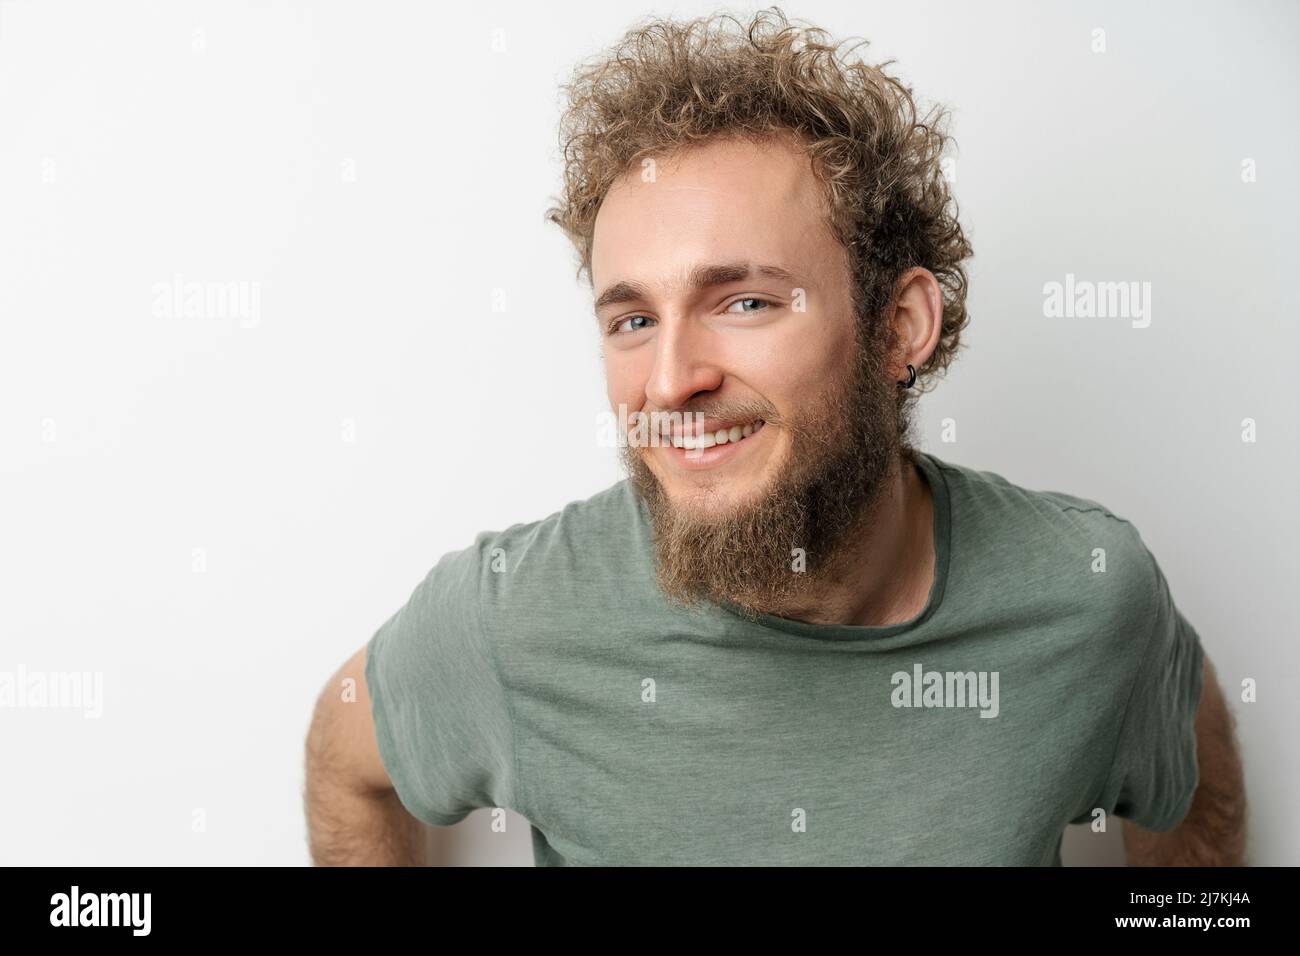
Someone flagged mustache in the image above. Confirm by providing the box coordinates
[648,401,778,426]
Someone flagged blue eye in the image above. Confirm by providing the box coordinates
[607,298,774,335]
[725,297,773,314]
[611,314,655,335]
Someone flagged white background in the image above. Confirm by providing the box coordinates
[1,0,1295,866]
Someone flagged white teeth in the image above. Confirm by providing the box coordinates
[672,419,764,451]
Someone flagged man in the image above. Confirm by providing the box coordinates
[304,9,1246,866]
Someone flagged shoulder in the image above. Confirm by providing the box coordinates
[384,481,649,660]
[452,479,652,621]
[474,479,647,572]
[922,452,1160,624]
[927,452,1149,549]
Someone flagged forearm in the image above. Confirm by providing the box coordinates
[1124,660,1247,865]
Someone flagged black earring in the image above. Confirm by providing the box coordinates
[897,364,916,389]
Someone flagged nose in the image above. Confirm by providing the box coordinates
[643,317,724,411]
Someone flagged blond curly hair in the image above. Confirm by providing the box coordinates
[545,6,973,398]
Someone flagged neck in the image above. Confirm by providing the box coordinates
[765,451,935,627]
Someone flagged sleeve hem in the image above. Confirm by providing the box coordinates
[476,533,525,821]
[1142,632,1205,833]
[1084,533,1165,821]
[366,627,468,829]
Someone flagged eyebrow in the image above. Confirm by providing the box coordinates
[593,262,803,315]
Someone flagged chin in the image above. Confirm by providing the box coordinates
[664,474,765,517]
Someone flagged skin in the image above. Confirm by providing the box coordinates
[592,134,943,626]
[304,644,429,865]
[304,133,1247,866]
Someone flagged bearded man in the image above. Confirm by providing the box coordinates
[305,9,1245,867]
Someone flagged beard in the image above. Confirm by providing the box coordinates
[621,327,915,621]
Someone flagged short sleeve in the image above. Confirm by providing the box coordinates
[1095,546,1205,832]
[364,535,516,826]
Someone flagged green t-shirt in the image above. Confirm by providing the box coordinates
[364,450,1204,866]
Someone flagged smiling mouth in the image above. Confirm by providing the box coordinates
[667,419,766,450]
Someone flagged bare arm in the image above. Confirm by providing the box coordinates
[1123,655,1247,865]
[304,643,428,865]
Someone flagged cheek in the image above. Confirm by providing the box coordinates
[604,350,649,406]
[727,317,850,397]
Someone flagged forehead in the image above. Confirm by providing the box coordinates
[591,135,833,286]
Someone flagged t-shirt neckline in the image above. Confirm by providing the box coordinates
[713,449,952,641]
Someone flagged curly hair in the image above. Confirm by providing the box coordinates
[544,6,973,400]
